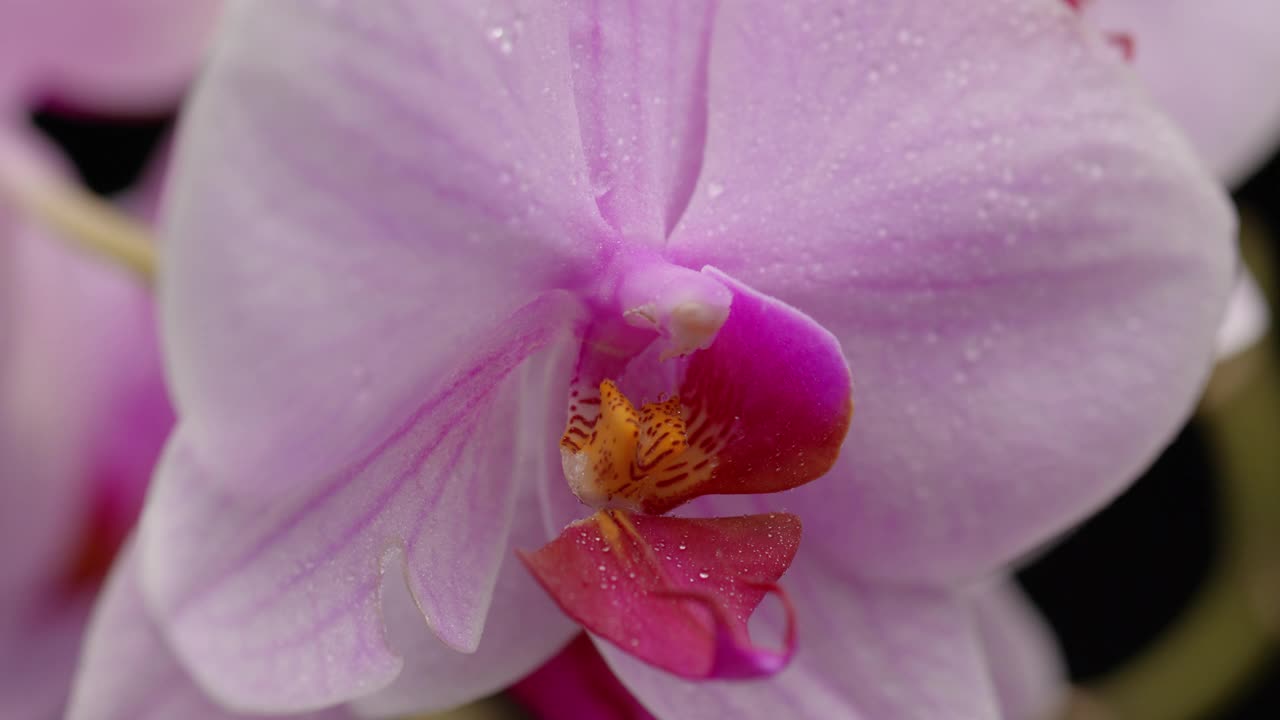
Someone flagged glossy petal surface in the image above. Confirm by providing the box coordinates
[567,0,716,238]
[671,0,1234,583]
[141,296,577,712]
[1085,0,1280,184]
[163,1,606,491]
[600,554,1000,720]
[68,544,355,720]
[0,0,221,110]
[522,511,800,679]
[350,459,577,718]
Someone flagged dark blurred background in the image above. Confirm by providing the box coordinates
[30,106,1280,720]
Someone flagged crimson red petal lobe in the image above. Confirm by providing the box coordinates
[519,511,801,679]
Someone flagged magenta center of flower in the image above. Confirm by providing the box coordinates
[520,262,855,680]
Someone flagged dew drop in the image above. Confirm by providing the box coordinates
[706,181,725,199]
[486,26,515,55]
[698,572,711,580]
[592,169,616,198]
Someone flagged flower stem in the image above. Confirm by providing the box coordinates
[0,148,156,282]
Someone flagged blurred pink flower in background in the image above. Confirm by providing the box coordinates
[0,180,173,717]
[0,0,222,114]
[1074,0,1280,356]
[1079,0,1280,186]
[67,1,1236,718]
[0,1,219,716]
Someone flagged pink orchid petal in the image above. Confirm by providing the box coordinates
[0,237,166,716]
[0,0,221,111]
[568,0,716,238]
[1,128,171,718]
[599,553,1000,719]
[1,131,89,600]
[0,593,91,719]
[520,511,801,679]
[163,1,609,494]
[510,634,656,720]
[69,543,356,720]
[74,175,174,560]
[1084,0,1280,184]
[971,580,1067,720]
[670,0,1234,584]
[1,219,95,602]
[140,295,579,712]
[350,461,577,718]
[1216,270,1270,360]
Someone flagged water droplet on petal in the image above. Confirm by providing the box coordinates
[486,18,522,55]
[592,169,615,198]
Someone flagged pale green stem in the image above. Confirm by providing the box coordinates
[0,155,156,282]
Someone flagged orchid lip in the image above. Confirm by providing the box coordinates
[523,267,854,680]
[519,510,804,681]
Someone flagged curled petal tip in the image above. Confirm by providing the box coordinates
[655,580,798,680]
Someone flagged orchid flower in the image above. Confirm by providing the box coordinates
[70,1,1235,718]
[1070,0,1280,356]
[0,2,220,717]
